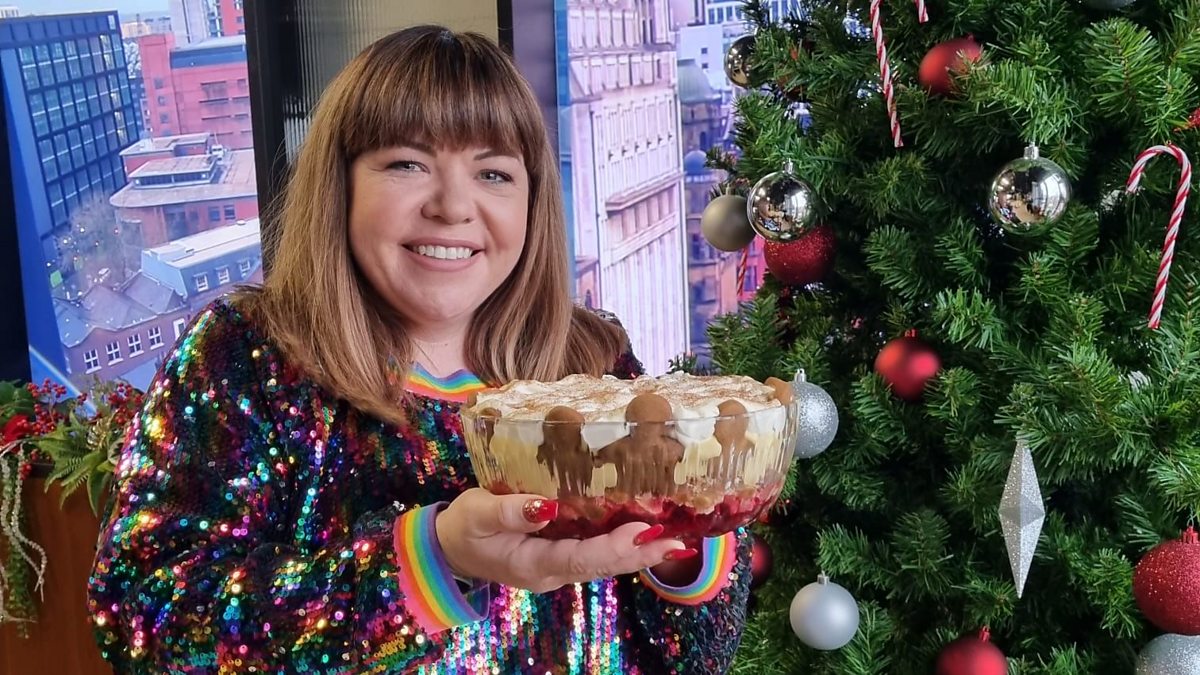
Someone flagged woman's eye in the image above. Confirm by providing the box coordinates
[387,160,423,172]
[480,170,514,184]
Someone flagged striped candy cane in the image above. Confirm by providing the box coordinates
[869,0,929,148]
[1126,144,1191,330]
[736,245,751,296]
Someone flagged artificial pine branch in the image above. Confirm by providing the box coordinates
[709,0,1200,670]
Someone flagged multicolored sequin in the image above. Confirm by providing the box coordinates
[87,298,751,674]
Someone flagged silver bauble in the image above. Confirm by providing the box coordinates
[701,194,755,252]
[747,164,819,242]
[1081,0,1137,8]
[988,143,1072,233]
[789,573,860,650]
[724,34,756,88]
[1137,634,1200,675]
[791,370,838,459]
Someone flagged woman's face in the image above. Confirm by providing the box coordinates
[348,143,529,332]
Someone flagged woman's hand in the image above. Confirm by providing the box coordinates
[435,488,692,593]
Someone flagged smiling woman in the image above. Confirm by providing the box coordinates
[86,25,752,675]
[246,25,626,420]
[347,142,529,360]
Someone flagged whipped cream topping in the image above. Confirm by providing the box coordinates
[465,372,788,455]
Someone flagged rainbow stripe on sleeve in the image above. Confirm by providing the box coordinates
[404,363,488,403]
[392,504,487,634]
[638,531,738,605]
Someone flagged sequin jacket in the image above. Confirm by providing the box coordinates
[88,299,752,674]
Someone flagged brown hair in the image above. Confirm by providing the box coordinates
[243,25,626,424]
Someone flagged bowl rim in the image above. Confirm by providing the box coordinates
[458,398,798,426]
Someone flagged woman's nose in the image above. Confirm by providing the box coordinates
[420,178,477,224]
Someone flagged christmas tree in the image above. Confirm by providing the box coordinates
[698,0,1200,673]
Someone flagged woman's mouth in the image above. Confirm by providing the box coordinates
[404,244,479,260]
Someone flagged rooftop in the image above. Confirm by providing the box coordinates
[109,149,257,208]
[678,59,721,104]
[173,34,245,53]
[120,133,211,157]
[55,273,185,348]
[129,154,217,178]
[144,218,261,269]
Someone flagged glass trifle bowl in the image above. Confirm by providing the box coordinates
[459,372,802,542]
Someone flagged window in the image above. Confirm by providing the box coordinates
[194,273,210,292]
[45,89,62,131]
[30,93,48,137]
[128,333,143,356]
[223,205,236,220]
[153,77,164,89]
[106,341,122,364]
[238,259,253,276]
[217,267,231,285]
[159,113,170,124]
[83,349,100,373]
[157,95,167,106]
[200,82,228,100]
[208,206,221,222]
[39,140,57,180]
[172,318,187,339]
[148,326,164,349]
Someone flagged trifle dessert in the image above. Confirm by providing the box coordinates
[459,372,801,541]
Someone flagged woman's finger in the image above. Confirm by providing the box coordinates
[528,523,688,586]
[463,488,556,536]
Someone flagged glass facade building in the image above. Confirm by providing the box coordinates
[3,11,142,389]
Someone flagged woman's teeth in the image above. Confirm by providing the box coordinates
[413,245,474,260]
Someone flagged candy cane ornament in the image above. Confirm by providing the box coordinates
[1126,144,1192,330]
[736,245,751,296]
[869,0,929,148]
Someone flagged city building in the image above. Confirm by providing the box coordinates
[562,0,689,374]
[138,32,252,148]
[678,59,725,153]
[216,0,245,37]
[169,0,243,45]
[0,6,19,19]
[140,217,262,302]
[120,13,172,38]
[168,0,211,45]
[55,217,262,389]
[2,10,142,387]
[679,59,749,361]
[676,23,726,91]
[704,0,805,25]
[56,273,186,387]
[678,0,809,90]
[110,140,259,246]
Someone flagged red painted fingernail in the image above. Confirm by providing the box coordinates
[633,524,666,546]
[522,499,558,523]
[664,547,698,561]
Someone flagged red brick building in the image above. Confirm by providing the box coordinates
[110,138,259,246]
[218,0,245,36]
[139,33,252,149]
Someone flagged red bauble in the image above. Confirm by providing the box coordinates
[874,330,941,401]
[749,533,773,591]
[936,628,1008,675]
[1133,527,1200,635]
[918,36,983,96]
[763,224,836,286]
